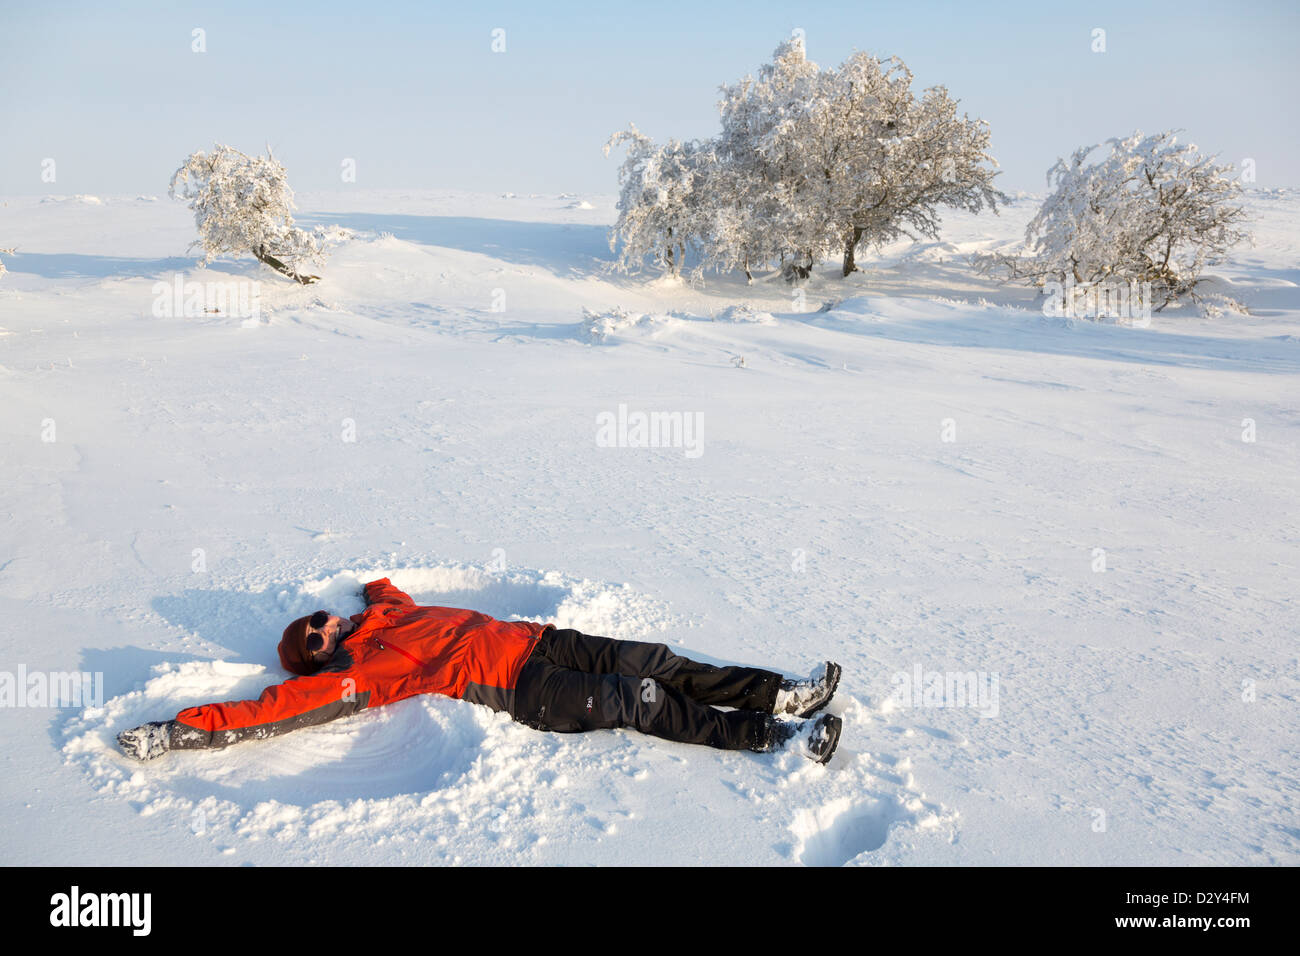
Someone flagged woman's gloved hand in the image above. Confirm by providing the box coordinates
[117,721,174,761]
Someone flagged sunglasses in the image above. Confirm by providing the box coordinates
[305,610,331,654]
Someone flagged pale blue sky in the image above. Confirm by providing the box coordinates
[1,0,1296,197]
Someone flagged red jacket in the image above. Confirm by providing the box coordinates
[168,578,552,751]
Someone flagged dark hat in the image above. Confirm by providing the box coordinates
[278,615,318,676]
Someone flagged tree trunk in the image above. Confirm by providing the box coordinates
[253,245,319,284]
[780,248,811,282]
[842,226,864,277]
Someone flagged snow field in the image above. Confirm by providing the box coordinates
[1,188,1296,864]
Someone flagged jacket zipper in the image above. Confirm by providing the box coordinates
[368,635,430,671]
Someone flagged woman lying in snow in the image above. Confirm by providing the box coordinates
[117,578,842,764]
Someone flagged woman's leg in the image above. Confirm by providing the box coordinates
[538,628,781,713]
[509,647,775,751]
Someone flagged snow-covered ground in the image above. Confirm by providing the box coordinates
[1,187,1296,865]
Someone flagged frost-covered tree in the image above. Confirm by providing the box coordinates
[712,37,835,281]
[717,39,1003,279]
[820,53,1002,276]
[693,158,776,281]
[169,144,326,284]
[605,36,1003,283]
[976,131,1250,310]
[603,124,715,277]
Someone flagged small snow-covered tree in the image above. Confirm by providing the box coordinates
[822,54,1002,276]
[713,37,836,281]
[169,144,326,284]
[976,131,1250,310]
[604,124,714,277]
[694,158,778,281]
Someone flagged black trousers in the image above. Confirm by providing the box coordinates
[509,628,782,751]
